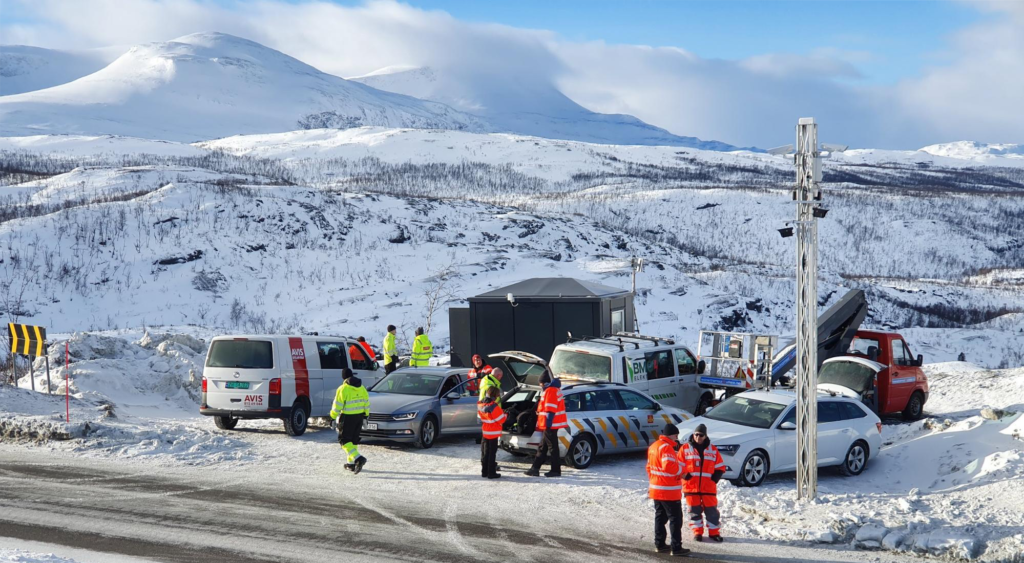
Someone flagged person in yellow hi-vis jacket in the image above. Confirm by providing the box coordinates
[410,327,432,367]
[330,369,371,474]
[382,324,399,374]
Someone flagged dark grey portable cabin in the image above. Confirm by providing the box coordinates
[449,278,635,367]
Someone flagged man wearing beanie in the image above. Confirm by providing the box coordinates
[679,423,726,542]
[646,423,690,557]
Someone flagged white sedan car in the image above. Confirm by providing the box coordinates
[678,390,882,487]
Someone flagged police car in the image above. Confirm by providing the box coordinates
[498,379,692,469]
[200,335,384,436]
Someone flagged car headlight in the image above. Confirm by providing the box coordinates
[392,412,419,421]
[717,444,740,456]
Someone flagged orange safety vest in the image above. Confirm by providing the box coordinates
[467,365,492,393]
[535,386,568,431]
[646,435,683,501]
[477,400,506,440]
[349,344,367,363]
[679,440,726,506]
[360,341,375,361]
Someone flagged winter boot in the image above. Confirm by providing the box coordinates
[693,534,703,542]
[353,456,367,475]
[671,547,691,557]
[654,544,669,554]
[711,536,723,543]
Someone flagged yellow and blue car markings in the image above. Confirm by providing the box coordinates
[565,411,688,452]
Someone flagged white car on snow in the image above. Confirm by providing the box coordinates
[678,390,882,487]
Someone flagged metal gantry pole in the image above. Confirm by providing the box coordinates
[795,117,820,500]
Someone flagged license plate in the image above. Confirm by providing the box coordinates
[225,381,250,389]
[363,422,378,430]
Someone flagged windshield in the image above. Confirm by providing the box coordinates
[705,396,788,429]
[206,340,274,369]
[371,372,444,396]
[849,337,880,356]
[820,361,876,394]
[549,349,611,381]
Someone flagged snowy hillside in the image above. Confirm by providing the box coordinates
[350,65,744,150]
[0,45,121,96]
[919,141,1024,161]
[0,33,485,141]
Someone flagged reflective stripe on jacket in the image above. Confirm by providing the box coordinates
[647,435,683,501]
[679,441,726,498]
[330,383,370,419]
[478,372,501,402]
[411,334,432,367]
[535,386,568,430]
[383,332,397,364]
[477,400,507,439]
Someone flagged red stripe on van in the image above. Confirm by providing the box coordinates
[288,337,310,399]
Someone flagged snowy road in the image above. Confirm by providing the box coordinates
[0,448,923,563]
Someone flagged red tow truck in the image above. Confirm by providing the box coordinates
[817,330,929,420]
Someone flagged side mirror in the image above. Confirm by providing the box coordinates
[916,354,923,367]
[867,346,880,362]
[373,362,380,371]
[697,360,706,375]
[652,403,662,412]
[779,421,796,430]
[444,392,460,401]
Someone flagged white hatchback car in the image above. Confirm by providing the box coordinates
[678,390,882,487]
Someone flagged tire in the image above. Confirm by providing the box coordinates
[565,434,597,469]
[840,440,869,476]
[903,392,925,421]
[737,449,769,487]
[214,415,238,430]
[283,399,309,436]
[695,393,714,417]
[417,415,438,449]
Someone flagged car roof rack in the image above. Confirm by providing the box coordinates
[565,335,640,351]
[606,332,675,346]
[562,380,626,391]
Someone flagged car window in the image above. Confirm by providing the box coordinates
[818,401,842,424]
[348,342,374,371]
[207,340,274,369]
[780,407,796,426]
[675,348,697,375]
[618,390,657,410]
[565,393,585,413]
[439,375,461,397]
[892,340,909,366]
[317,342,346,370]
[705,395,788,429]
[645,350,673,380]
[849,337,880,357]
[550,350,612,381]
[584,390,622,412]
[840,402,868,420]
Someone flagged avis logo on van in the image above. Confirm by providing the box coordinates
[244,395,263,407]
[291,347,305,361]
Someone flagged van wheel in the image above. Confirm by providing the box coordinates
[840,440,868,476]
[565,435,597,469]
[284,400,309,437]
[903,392,925,421]
[695,393,714,417]
[737,450,769,487]
[417,415,437,449]
[214,416,238,430]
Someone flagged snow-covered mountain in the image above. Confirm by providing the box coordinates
[0,45,124,96]
[919,140,1024,160]
[350,65,745,150]
[0,33,485,141]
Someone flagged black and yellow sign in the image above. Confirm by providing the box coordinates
[8,323,46,357]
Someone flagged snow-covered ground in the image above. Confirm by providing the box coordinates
[2,331,1022,562]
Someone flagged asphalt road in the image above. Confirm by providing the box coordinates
[0,455,720,563]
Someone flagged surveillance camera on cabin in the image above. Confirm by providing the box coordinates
[507,293,515,304]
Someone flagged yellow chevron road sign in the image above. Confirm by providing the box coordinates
[8,323,46,356]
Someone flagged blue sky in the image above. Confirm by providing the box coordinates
[355,0,985,85]
[2,0,1021,148]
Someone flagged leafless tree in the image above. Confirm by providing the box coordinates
[421,256,461,335]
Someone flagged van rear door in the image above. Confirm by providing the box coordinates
[204,338,278,411]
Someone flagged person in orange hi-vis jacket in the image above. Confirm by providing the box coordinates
[678,423,726,542]
[646,423,691,557]
[477,386,506,479]
[525,373,567,478]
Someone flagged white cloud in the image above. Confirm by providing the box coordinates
[1,0,1021,149]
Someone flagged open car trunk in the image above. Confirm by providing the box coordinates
[818,357,883,411]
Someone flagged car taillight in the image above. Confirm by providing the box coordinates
[269,378,281,395]
[876,422,882,434]
[202,377,207,392]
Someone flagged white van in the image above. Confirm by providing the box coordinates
[200,335,384,436]
[545,334,711,416]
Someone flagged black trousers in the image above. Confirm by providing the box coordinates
[338,413,365,447]
[384,360,398,375]
[480,438,498,476]
[529,429,561,474]
[654,499,683,550]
